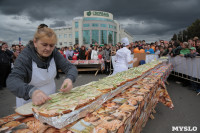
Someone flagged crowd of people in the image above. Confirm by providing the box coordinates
[1,37,200,91]
[57,38,200,62]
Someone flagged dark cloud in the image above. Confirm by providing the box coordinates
[50,20,66,28]
[0,0,199,43]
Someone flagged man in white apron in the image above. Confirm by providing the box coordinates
[112,37,137,75]
[7,24,78,107]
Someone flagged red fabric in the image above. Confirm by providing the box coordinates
[98,54,102,59]
[72,55,77,60]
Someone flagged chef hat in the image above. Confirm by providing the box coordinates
[121,37,129,46]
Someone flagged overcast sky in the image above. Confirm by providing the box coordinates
[0,0,199,45]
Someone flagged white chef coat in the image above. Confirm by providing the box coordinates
[16,58,57,107]
[112,47,132,75]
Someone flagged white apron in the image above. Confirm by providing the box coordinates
[16,58,57,107]
[112,47,132,75]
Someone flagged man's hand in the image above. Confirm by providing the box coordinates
[32,90,51,105]
[179,54,184,57]
[60,78,73,93]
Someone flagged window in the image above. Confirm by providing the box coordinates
[64,34,67,38]
[92,23,99,27]
[59,42,62,45]
[100,24,107,28]
[83,24,90,27]
[114,32,117,45]
[75,22,79,28]
[108,31,113,44]
[114,26,116,29]
[69,42,72,45]
[59,35,62,38]
[75,31,79,44]
[69,34,72,38]
[64,42,67,45]
[83,17,114,22]
[100,30,107,44]
[109,25,113,29]
[83,30,90,44]
[92,30,99,44]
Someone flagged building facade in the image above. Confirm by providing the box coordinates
[53,11,133,47]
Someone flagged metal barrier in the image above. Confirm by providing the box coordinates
[169,56,200,83]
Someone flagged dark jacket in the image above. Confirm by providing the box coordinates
[6,42,78,100]
[103,49,111,61]
[184,53,197,58]
[173,46,182,56]
[0,49,13,64]
[79,49,86,60]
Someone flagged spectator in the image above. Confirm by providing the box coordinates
[188,38,194,47]
[11,44,16,52]
[142,40,146,45]
[184,47,197,58]
[73,49,79,60]
[97,46,104,57]
[111,46,116,56]
[20,45,25,51]
[91,45,98,60]
[180,42,190,57]
[66,46,74,60]
[145,44,155,54]
[59,47,66,58]
[103,45,111,75]
[63,46,68,55]
[13,45,21,63]
[159,46,167,57]
[0,42,13,90]
[151,43,156,51]
[79,45,86,60]
[155,46,160,55]
[195,39,200,54]
[85,47,92,60]
[172,41,182,57]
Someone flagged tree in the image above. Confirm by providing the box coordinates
[171,34,178,41]
[182,30,188,42]
[187,19,200,39]
[172,19,200,41]
[177,31,183,42]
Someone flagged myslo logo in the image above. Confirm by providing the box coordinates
[172,126,197,132]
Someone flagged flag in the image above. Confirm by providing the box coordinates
[19,37,21,44]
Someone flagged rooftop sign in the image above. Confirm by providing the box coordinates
[84,11,113,20]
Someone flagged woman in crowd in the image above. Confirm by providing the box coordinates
[66,46,74,60]
[79,45,86,60]
[154,46,160,55]
[91,45,98,60]
[13,45,21,63]
[85,47,92,60]
[7,24,78,107]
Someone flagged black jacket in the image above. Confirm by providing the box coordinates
[0,49,13,64]
[79,49,86,60]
